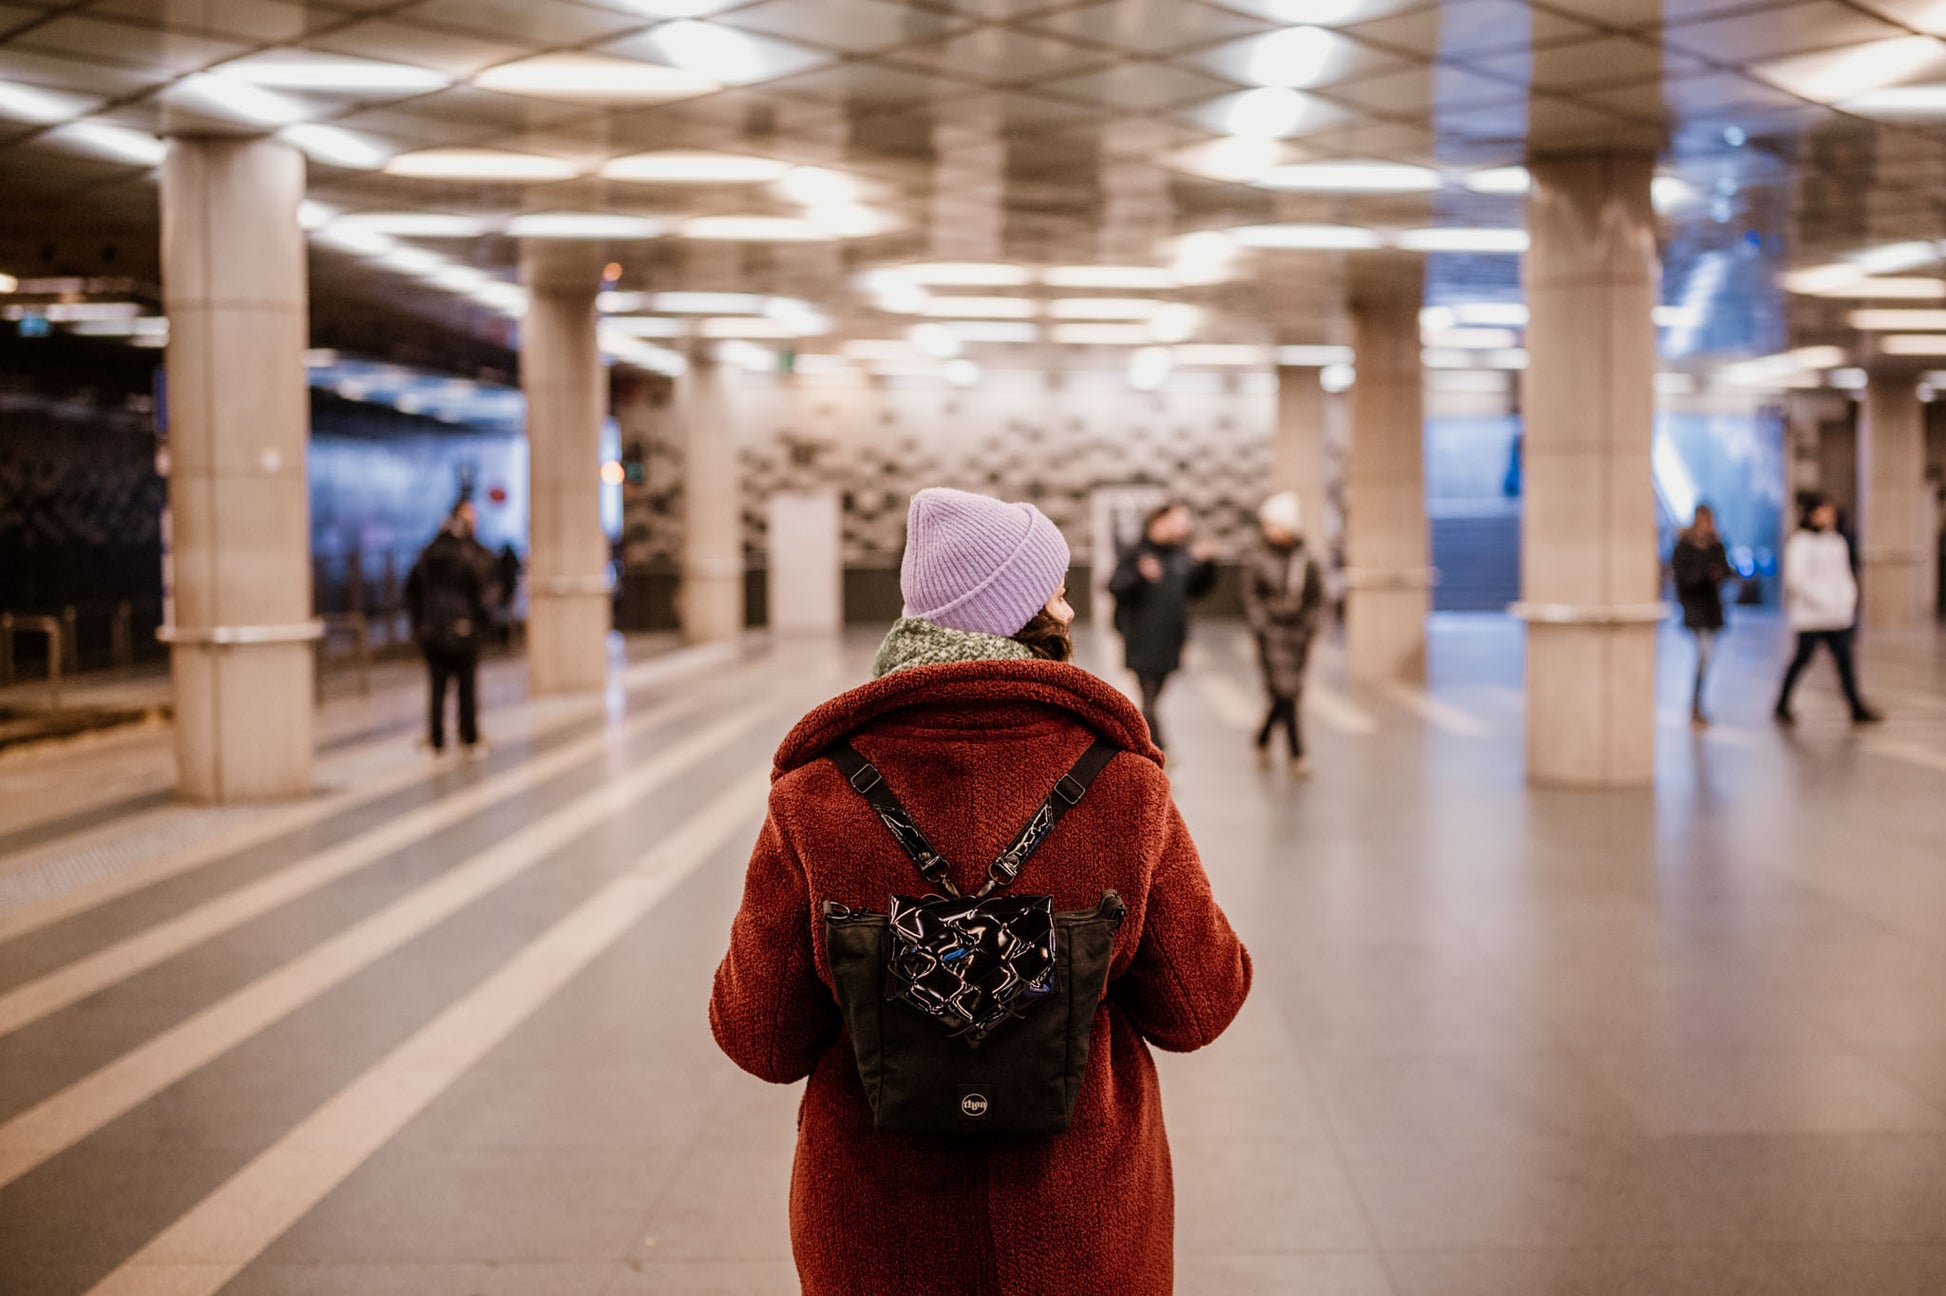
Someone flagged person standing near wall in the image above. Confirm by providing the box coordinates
[1671,503,1731,728]
[406,500,491,757]
[1243,491,1324,777]
[1774,496,1883,727]
[1108,501,1218,752]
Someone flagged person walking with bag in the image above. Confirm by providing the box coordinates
[711,486,1252,1296]
[1671,503,1731,727]
[1243,491,1324,777]
[1107,501,1218,751]
[1774,496,1883,727]
[405,500,490,756]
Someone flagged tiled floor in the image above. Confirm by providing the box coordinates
[1,613,1944,1295]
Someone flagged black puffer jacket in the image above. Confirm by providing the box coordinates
[1108,540,1217,677]
[1671,535,1730,631]
[406,529,490,652]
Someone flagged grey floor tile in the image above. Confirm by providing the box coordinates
[1671,1134,1946,1243]
[1381,1246,1801,1296]
[221,1261,619,1296]
[1768,1243,1946,1295]
[1177,1253,1397,1295]
[604,1258,802,1295]
[1174,1137,1377,1256]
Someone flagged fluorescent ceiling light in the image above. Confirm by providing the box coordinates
[1653,304,1702,328]
[1800,276,1946,299]
[1396,227,1528,253]
[1149,302,1200,343]
[650,20,765,84]
[917,296,1038,319]
[1849,241,1939,274]
[20,301,143,321]
[1246,26,1339,88]
[1783,262,1866,294]
[1224,85,1313,137]
[48,122,166,167]
[475,54,715,99]
[1265,0,1364,22]
[173,73,308,125]
[0,274,16,294]
[1879,334,1946,355]
[1044,265,1175,289]
[1424,346,1527,369]
[1848,308,1946,330]
[385,149,581,180]
[1276,344,1354,366]
[1129,346,1172,391]
[601,315,687,337]
[311,224,395,255]
[651,291,770,314]
[898,262,1033,286]
[0,79,101,123]
[597,291,646,312]
[426,265,491,292]
[1258,161,1440,192]
[765,298,827,333]
[1171,344,1266,366]
[780,166,858,205]
[941,321,1039,343]
[679,215,834,241]
[1048,297,1165,320]
[858,268,928,313]
[375,247,446,275]
[280,123,389,169]
[1050,323,1155,345]
[297,201,337,230]
[845,338,921,361]
[806,202,886,237]
[1463,165,1529,195]
[1655,372,1698,396]
[1229,223,1382,249]
[332,212,486,237]
[1173,135,1281,182]
[908,323,962,359]
[1172,231,1238,284]
[1763,34,1946,104]
[217,52,447,91]
[1842,82,1946,115]
[944,358,980,388]
[600,151,790,182]
[1423,326,1519,349]
[698,317,805,339]
[472,282,529,314]
[65,315,168,337]
[1451,303,1528,327]
[507,212,661,238]
[1650,176,1695,212]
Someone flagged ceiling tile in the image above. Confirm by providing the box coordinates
[1469,35,1711,92]
[1035,61,1235,110]
[12,14,248,72]
[718,0,970,54]
[1021,0,1271,55]
[311,19,536,76]
[886,26,1116,81]
[85,0,327,44]
[1533,0,1762,27]
[1661,2,1907,63]
[0,46,169,94]
[1344,1,1597,60]
[1176,27,1409,91]
[1320,62,1519,114]
[1854,0,1946,35]
[400,0,648,44]
[763,59,972,107]
[1657,69,1809,114]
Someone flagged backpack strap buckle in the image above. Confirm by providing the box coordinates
[848,764,882,794]
[1054,773,1087,805]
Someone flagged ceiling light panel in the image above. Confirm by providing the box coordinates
[1228,223,1383,249]
[169,73,310,125]
[917,297,1038,319]
[214,51,448,92]
[898,262,1034,286]
[679,216,836,241]
[45,121,166,167]
[474,54,716,100]
[1051,323,1157,345]
[1800,277,1946,299]
[385,149,582,180]
[1047,298,1167,320]
[600,151,790,182]
[1848,309,1946,330]
[1879,334,1946,355]
[1044,266,1177,289]
[1257,161,1441,192]
[650,292,770,314]
[942,321,1040,343]
[507,212,662,238]
[280,123,389,169]
[0,78,102,123]
[331,212,487,237]
[646,19,767,84]
[1396,227,1529,253]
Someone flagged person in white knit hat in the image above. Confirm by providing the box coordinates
[1242,491,1325,777]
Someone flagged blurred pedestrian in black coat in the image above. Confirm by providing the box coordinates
[1109,501,1217,750]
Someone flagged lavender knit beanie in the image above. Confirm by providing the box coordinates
[900,487,1070,637]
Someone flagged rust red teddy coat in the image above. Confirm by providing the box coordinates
[710,658,1253,1296]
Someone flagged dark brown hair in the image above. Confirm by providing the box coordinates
[1011,607,1073,662]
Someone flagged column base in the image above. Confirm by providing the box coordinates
[1860,555,1934,629]
[1523,619,1658,788]
[171,641,315,803]
[681,571,745,644]
[528,589,610,694]
[1345,586,1428,684]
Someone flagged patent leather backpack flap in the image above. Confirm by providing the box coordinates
[887,891,1056,1046]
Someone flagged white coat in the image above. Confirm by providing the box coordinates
[1783,528,1858,632]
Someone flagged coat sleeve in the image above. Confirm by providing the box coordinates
[1186,557,1218,599]
[1107,546,1146,600]
[710,798,840,1083]
[1299,557,1324,636]
[1117,795,1252,1053]
[1240,557,1268,635]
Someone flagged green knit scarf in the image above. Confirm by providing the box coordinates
[872,616,1035,678]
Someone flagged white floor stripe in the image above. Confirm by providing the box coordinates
[83,770,770,1296]
[0,642,737,943]
[0,684,752,1040]
[1864,738,1946,776]
[1194,673,1260,730]
[1305,683,1377,736]
[1379,683,1493,737]
[0,704,773,1190]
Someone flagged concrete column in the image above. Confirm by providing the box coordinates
[1343,253,1430,683]
[1516,151,1663,787]
[158,137,314,803]
[1272,363,1329,545]
[1858,373,1933,627]
[520,241,610,694]
[679,351,743,642]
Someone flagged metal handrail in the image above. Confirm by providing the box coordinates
[0,613,63,709]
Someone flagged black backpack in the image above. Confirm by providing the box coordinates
[822,739,1127,1135]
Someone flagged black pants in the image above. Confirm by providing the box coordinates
[1256,693,1304,758]
[425,646,480,750]
[1775,629,1866,717]
[1136,672,1171,750]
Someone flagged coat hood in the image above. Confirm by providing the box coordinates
[772,658,1161,777]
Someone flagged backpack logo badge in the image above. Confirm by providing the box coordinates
[960,1093,989,1118]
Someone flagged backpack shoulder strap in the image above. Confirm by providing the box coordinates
[982,739,1118,896]
[826,743,959,895]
